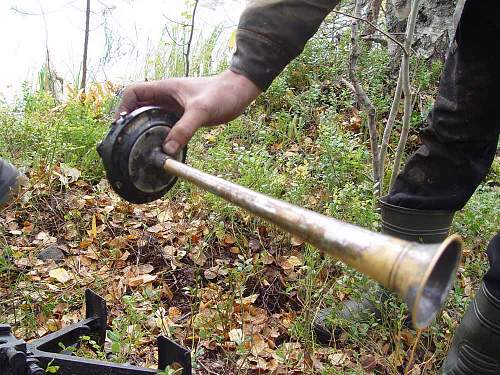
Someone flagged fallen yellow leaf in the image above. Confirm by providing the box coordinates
[49,268,72,284]
[128,274,157,287]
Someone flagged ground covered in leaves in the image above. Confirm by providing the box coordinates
[1,153,498,374]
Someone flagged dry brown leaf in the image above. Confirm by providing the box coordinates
[229,246,240,254]
[157,210,172,223]
[287,255,303,267]
[136,264,154,274]
[223,234,236,245]
[49,268,72,283]
[79,238,93,249]
[128,274,157,287]
[240,294,259,305]
[189,249,207,266]
[401,330,415,346]
[260,252,274,265]
[147,224,163,233]
[168,307,182,322]
[161,283,174,301]
[290,235,304,246]
[360,354,377,371]
[250,334,269,356]
[248,238,261,252]
[90,215,97,238]
[229,328,244,345]
[108,236,128,250]
[84,246,99,260]
[328,352,348,366]
[204,268,218,280]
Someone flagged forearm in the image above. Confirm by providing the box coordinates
[230,0,341,90]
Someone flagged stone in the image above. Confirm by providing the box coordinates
[37,246,65,262]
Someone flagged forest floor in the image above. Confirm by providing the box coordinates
[1,139,498,374]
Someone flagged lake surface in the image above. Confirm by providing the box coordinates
[0,0,246,101]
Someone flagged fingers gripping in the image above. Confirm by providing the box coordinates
[163,109,208,155]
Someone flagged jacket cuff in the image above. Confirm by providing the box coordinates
[230,29,292,91]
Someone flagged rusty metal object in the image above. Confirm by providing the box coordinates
[98,107,463,329]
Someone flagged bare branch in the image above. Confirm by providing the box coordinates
[331,9,407,53]
[81,0,91,91]
[348,0,381,197]
[10,6,40,16]
[378,67,403,194]
[389,0,420,190]
[361,34,388,46]
[163,14,190,27]
[164,26,188,47]
[184,0,199,77]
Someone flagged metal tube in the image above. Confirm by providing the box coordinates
[161,157,462,328]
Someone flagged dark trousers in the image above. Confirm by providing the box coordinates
[388,0,500,297]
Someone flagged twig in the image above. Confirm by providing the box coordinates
[184,0,199,77]
[199,359,219,375]
[404,329,422,374]
[80,0,91,91]
[340,78,355,94]
[389,0,420,190]
[361,34,388,47]
[164,26,188,48]
[379,68,403,194]
[348,0,381,197]
[331,9,407,53]
[163,14,190,27]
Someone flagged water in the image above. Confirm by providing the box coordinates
[0,0,246,101]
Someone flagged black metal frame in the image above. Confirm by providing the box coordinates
[0,289,191,375]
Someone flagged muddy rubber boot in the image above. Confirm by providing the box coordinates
[441,282,500,374]
[0,158,26,206]
[312,196,455,345]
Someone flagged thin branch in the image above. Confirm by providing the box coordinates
[389,0,420,190]
[378,68,403,194]
[184,0,199,77]
[80,0,91,91]
[163,14,190,27]
[340,78,355,94]
[361,34,388,46]
[164,26,188,48]
[404,329,422,374]
[331,9,407,53]
[348,0,381,197]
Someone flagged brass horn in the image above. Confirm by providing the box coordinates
[97,106,463,329]
[160,156,462,329]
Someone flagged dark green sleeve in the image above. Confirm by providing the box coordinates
[229,0,341,90]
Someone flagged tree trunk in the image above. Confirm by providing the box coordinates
[81,0,90,91]
[386,0,461,74]
[412,0,459,61]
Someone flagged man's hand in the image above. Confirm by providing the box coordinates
[116,70,262,155]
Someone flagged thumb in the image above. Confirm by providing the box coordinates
[163,109,208,155]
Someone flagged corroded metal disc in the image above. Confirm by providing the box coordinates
[97,106,186,203]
